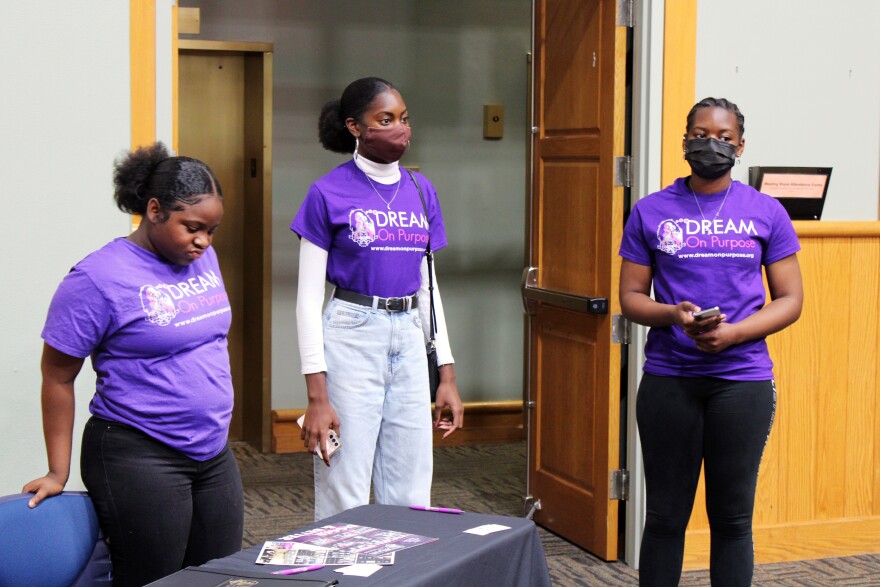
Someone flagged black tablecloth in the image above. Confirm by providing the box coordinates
[153,504,551,586]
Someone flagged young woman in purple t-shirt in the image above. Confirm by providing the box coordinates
[619,98,804,586]
[292,77,464,520]
[23,143,243,587]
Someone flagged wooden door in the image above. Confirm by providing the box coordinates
[180,51,247,439]
[524,0,628,559]
[178,44,273,449]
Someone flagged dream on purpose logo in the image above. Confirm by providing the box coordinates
[349,208,378,247]
[139,284,179,326]
[656,219,684,255]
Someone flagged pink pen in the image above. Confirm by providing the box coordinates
[272,565,324,575]
[410,505,464,514]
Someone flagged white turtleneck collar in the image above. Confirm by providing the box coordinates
[353,152,401,185]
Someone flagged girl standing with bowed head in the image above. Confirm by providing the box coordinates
[618,98,803,586]
[292,77,464,520]
[23,143,244,587]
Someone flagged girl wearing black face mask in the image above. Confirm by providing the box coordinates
[291,77,464,521]
[618,98,804,587]
[683,97,745,185]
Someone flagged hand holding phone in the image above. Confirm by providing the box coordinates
[297,415,341,460]
[693,306,721,320]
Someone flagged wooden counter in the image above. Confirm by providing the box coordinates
[684,221,880,568]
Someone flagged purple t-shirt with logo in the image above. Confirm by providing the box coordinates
[619,178,801,380]
[41,238,233,460]
[291,160,448,297]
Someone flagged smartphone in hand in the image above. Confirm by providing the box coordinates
[296,415,341,459]
[693,306,721,320]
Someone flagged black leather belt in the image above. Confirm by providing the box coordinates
[333,288,418,312]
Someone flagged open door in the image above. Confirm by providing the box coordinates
[178,40,274,451]
[523,0,629,559]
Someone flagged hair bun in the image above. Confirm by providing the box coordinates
[318,99,354,153]
[113,142,221,217]
[113,143,170,214]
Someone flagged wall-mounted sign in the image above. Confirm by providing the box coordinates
[749,166,832,220]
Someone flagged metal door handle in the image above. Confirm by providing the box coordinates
[521,267,538,314]
[521,266,608,314]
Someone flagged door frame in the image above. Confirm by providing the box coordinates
[176,39,274,452]
[623,0,663,568]
[623,0,698,569]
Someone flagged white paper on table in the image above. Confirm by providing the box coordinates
[463,524,511,536]
[270,541,328,550]
[334,564,384,577]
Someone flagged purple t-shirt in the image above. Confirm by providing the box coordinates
[291,160,448,297]
[41,238,233,460]
[619,178,801,380]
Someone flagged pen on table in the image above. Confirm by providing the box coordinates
[410,505,464,514]
[272,564,325,575]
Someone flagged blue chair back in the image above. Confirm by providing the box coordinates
[0,491,111,587]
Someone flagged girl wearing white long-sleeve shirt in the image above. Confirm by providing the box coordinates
[291,77,463,521]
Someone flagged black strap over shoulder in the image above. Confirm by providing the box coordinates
[405,169,437,344]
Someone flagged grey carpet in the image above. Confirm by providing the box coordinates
[233,442,880,586]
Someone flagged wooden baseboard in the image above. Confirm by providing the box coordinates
[271,401,524,454]
[683,517,880,570]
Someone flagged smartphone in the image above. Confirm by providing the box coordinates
[693,306,721,320]
[296,415,341,459]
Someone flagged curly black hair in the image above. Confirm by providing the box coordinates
[318,77,396,153]
[113,142,222,217]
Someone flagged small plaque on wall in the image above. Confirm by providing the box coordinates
[749,166,832,220]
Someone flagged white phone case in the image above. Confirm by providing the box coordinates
[296,415,341,459]
[693,306,720,320]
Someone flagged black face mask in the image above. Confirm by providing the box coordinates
[684,138,737,180]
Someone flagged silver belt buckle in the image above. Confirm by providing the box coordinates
[385,297,408,312]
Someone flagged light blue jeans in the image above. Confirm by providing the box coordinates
[314,297,433,520]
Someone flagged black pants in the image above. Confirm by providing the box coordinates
[636,375,775,587]
[81,417,244,587]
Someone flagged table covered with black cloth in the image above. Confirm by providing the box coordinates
[150,504,551,586]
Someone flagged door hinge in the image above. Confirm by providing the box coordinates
[617,0,634,28]
[610,469,630,500]
[611,314,630,344]
[614,156,632,187]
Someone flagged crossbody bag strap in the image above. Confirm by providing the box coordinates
[405,169,437,343]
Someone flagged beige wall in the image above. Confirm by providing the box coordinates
[0,1,131,494]
[696,0,880,220]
